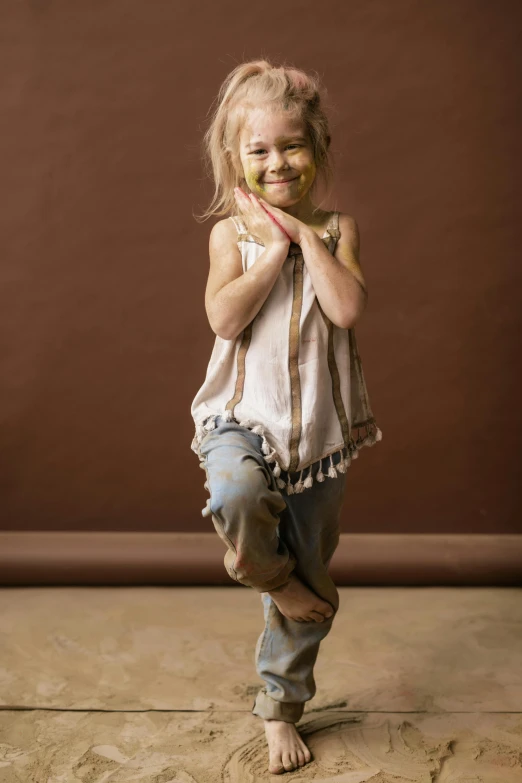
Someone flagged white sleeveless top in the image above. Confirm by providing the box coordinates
[190,210,382,495]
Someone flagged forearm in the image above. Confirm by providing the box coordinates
[299,227,367,328]
[211,242,289,341]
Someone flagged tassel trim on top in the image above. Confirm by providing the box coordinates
[191,410,383,496]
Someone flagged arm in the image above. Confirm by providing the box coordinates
[299,214,368,329]
[205,218,289,341]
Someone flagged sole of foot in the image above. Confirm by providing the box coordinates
[267,573,335,622]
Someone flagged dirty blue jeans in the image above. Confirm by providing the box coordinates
[198,415,347,723]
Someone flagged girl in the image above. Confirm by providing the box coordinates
[190,59,382,775]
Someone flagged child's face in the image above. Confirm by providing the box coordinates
[238,106,316,208]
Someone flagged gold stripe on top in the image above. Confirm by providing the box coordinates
[318,305,351,448]
[225,215,254,415]
[287,213,340,470]
[225,322,253,414]
[288,255,305,472]
[224,211,305,420]
[317,213,350,449]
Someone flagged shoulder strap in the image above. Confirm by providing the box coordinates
[230,214,249,240]
[325,211,341,238]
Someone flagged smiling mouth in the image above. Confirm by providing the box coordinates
[265,177,298,185]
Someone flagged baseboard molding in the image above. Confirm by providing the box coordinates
[1,532,521,586]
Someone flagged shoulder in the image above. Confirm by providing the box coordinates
[333,212,366,290]
[208,216,243,260]
[333,212,360,260]
[338,212,359,241]
[209,216,240,245]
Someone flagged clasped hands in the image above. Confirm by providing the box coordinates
[233,186,306,246]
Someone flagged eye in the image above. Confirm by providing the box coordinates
[249,144,300,155]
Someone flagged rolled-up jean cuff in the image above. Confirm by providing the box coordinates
[251,689,305,723]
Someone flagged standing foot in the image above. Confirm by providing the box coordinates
[263,719,312,774]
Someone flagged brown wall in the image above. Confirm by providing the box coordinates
[1,1,521,534]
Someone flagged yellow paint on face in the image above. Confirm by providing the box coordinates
[295,161,316,197]
[244,166,266,195]
[243,158,316,201]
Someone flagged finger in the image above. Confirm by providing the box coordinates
[249,195,283,223]
[256,197,282,220]
[257,200,293,241]
[264,209,286,231]
[249,193,266,210]
[260,207,292,240]
[249,193,276,220]
[254,201,287,232]
[257,195,279,212]
[234,189,253,214]
[234,187,251,203]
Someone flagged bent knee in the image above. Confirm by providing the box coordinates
[209,469,284,521]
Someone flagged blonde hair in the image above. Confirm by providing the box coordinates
[194,59,335,222]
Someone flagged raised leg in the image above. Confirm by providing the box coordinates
[199,417,297,592]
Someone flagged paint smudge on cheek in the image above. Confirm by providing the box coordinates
[296,161,316,196]
[243,160,266,194]
[244,166,266,195]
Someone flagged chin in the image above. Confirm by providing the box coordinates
[269,193,299,205]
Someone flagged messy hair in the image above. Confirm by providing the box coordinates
[194,58,335,221]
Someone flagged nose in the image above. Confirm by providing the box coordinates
[267,149,290,173]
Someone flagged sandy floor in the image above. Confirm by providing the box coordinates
[0,586,521,781]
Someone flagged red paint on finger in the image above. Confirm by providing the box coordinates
[258,202,292,241]
[238,186,292,242]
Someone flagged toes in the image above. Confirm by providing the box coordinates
[282,751,295,771]
[296,739,312,764]
[318,601,334,617]
[268,754,285,774]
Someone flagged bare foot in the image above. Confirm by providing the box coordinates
[267,573,334,622]
[264,719,312,774]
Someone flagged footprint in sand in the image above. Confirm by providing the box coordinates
[222,713,453,782]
